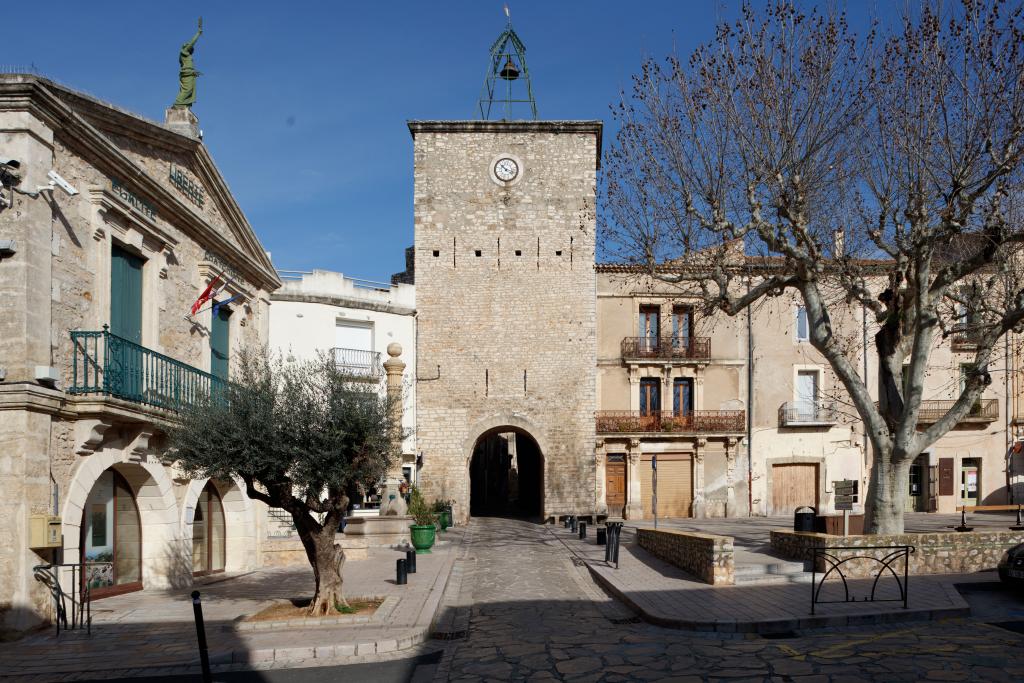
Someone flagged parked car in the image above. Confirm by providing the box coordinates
[998,543,1024,585]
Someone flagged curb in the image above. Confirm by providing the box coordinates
[584,561,971,634]
[228,546,459,665]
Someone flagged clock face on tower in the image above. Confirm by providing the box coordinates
[494,157,519,182]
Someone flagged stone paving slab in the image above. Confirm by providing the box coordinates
[0,533,460,682]
[552,525,979,633]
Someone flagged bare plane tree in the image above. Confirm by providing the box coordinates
[602,0,1024,533]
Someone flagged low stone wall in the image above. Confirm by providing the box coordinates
[261,535,369,568]
[770,529,1024,578]
[636,527,734,585]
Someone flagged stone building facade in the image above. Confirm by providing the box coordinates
[0,75,279,629]
[596,264,1018,521]
[410,120,601,523]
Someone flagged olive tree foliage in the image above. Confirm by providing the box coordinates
[167,346,400,614]
[602,1,1024,533]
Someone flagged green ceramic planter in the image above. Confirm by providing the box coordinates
[410,524,436,554]
[440,509,452,531]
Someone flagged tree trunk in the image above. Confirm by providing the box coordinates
[294,514,348,615]
[864,449,912,535]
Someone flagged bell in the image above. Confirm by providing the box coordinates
[499,56,520,81]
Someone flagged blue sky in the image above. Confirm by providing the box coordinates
[5,1,884,282]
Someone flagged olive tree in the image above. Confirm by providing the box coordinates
[602,1,1024,533]
[167,347,399,614]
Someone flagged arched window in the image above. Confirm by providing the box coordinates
[193,482,226,575]
[80,469,142,597]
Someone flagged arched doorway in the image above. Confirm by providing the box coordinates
[79,468,142,597]
[192,481,226,576]
[470,429,543,517]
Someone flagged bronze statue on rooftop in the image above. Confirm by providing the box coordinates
[173,18,202,108]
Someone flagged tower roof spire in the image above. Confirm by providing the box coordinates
[477,6,537,121]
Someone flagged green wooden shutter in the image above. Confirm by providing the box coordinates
[210,306,231,380]
[110,245,143,342]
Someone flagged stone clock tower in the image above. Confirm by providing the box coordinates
[409,119,602,523]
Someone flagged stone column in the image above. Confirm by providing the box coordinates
[725,437,738,518]
[379,343,406,515]
[625,438,643,520]
[693,438,707,518]
[661,365,673,413]
[595,438,608,516]
[628,364,640,410]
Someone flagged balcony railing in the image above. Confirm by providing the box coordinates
[950,334,977,352]
[333,347,382,379]
[779,400,838,427]
[917,398,998,423]
[621,336,711,361]
[69,327,224,411]
[596,410,745,434]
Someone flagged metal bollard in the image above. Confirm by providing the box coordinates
[604,523,613,562]
[396,558,408,585]
[597,527,607,545]
[563,516,570,528]
[611,523,622,568]
[190,591,213,683]
[406,549,417,574]
[579,521,587,539]
[570,516,578,532]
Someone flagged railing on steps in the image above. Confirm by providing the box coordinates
[33,562,112,635]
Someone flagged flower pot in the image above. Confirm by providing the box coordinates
[439,509,452,531]
[410,524,436,554]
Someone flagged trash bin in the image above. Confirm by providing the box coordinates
[793,506,816,532]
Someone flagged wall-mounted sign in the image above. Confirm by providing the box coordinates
[169,165,205,208]
[203,249,241,283]
[111,178,156,220]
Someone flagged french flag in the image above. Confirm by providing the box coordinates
[190,275,221,316]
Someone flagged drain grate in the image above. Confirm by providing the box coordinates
[432,630,468,640]
[609,616,642,625]
[761,630,798,639]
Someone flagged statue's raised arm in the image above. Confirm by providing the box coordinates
[173,17,203,108]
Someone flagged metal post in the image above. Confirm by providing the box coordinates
[612,523,621,569]
[810,550,816,616]
[579,521,587,539]
[396,559,408,585]
[597,527,607,545]
[570,516,577,532]
[843,509,850,536]
[190,591,213,683]
[652,454,658,530]
[406,549,417,574]
[903,547,909,609]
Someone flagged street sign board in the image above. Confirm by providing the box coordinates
[834,479,858,511]
[835,494,857,504]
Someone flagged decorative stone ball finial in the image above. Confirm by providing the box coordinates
[387,342,403,358]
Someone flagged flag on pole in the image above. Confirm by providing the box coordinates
[190,275,221,315]
[504,3,510,18]
[212,294,242,318]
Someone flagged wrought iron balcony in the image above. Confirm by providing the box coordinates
[333,347,382,379]
[950,333,977,352]
[917,398,998,424]
[779,400,838,427]
[596,410,745,434]
[69,327,224,411]
[621,336,711,361]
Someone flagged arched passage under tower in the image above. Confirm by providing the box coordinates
[469,428,543,518]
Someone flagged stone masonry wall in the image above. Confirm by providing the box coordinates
[412,122,600,521]
[636,527,735,585]
[771,529,1024,577]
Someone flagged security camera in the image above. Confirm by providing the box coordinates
[0,157,20,169]
[45,170,78,196]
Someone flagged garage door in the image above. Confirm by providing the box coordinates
[640,454,692,519]
[771,463,819,516]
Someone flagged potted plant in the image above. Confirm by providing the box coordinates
[434,499,453,531]
[408,487,437,553]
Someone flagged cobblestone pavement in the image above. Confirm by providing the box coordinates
[434,517,1024,682]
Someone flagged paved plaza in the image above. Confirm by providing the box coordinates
[3,517,1024,681]
[431,517,1024,682]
